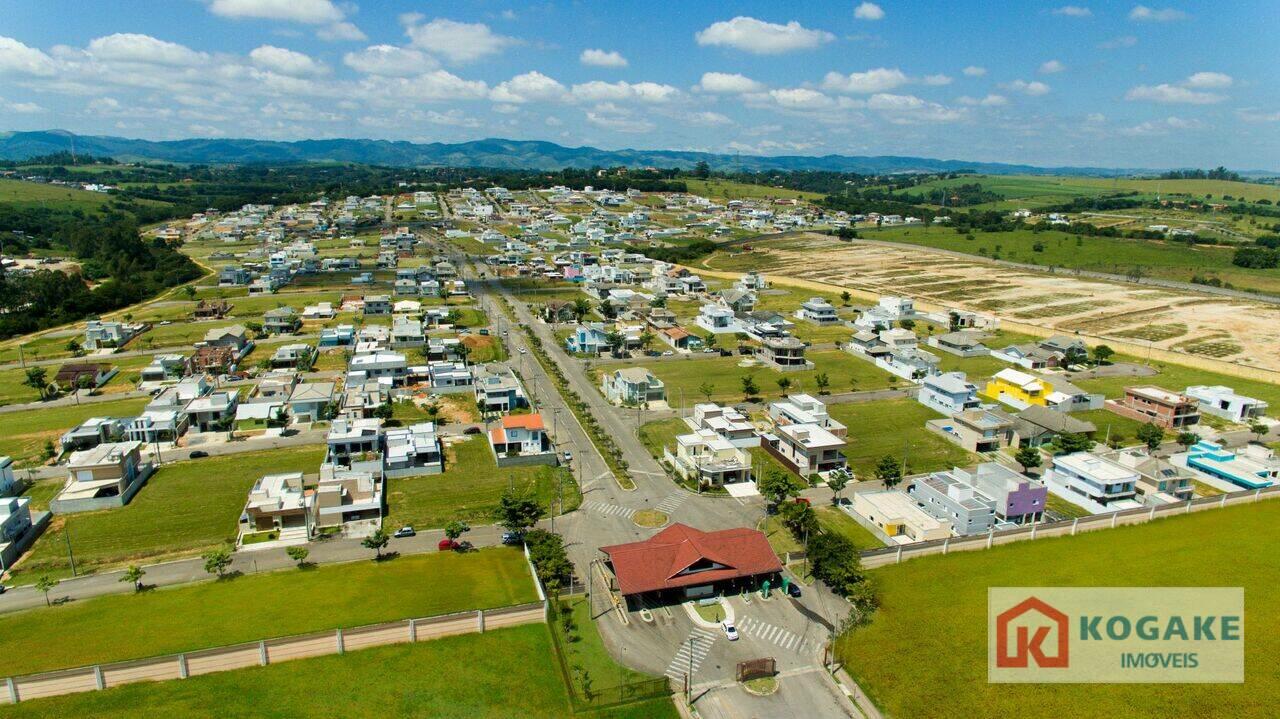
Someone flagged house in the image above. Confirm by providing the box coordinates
[83,320,135,351]
[60,416,128,452]
[239,472,313,539]
[263,307,301,335]
[427,361,473,391]
[757,336,812,371]
[202,325,250,351]
[694,304,739,334]
[566,322,610,356]
[193,299,232,320]
[927,331,989,357]
[1106,386,1201,429]
[909,470,997,535]
[315,469,383,531]
[235,398,286,428]
[717,289,756,313]
[762,419,846,477]
[54,363,116,391]
[55,441,146,511]
[666,429,753,488]
[0,496,32,548]
[990,343,1064,371]
[287,381,335,423]
[852,490,952,542]
[424,337,465,363]
[541,300,578,324]
[391,317,426,349]
[794,297,839,324]
[0,457,14,496]
[1011,405,1097,447]
[601,367,666,406]
[185,391,238,432]
[1182,441,1278,490]
[474,363,527,414]
[1039,335,1089,362]
[598,524,782,601]
[362,295,393,315]
[1108,447,1195,502]
[769,395,847,436]
[918,372,981,415]
[489,413,555,466]
[1047,452,1139,507]
[736,271,767,291]
[384,422,444,476]
[927,409,1017,453]
[983,368,1047,409]
[1184,385,1269,424]
[218,267,251,286]
[963,463,1048,524]
[347,352,408,385]
[324,417,384,470]
[319,324,355,347]
[192,345,237,373]
[302,302,336,320]
[139,354,189,382]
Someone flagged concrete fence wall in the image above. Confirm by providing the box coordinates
[1,602,546,705]
[859,485,1280,570]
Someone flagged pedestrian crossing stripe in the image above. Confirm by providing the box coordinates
[737,616,811,653]
[664,629,717,680]
[583,501,634,518]
[656,494,685,513]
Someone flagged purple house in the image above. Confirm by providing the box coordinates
[966,463,1048,525]
[563,265,583,282]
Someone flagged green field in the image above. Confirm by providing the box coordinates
[892,174,1280,208]
[814,505,884,550]
[0,397,149,467]
[0,548,536,676]
[683,178,824,202]
[827,399,976,479]
[1070,355,1280,409]
[0,623,675,719]
[836,500,1280,719]
[383,437,579,530]
[14,446,326,582]
[0,178,170,214]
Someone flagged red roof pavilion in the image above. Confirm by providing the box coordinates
[599,524,782,596]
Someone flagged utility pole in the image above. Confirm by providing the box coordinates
[686,636,694,703]
[65,523,78,577]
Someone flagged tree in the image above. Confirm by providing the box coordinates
[202,547,233,578]
[571,297,591,322]
[599,299,617,320]
[1055,432,1094,454]
[776,376,792,395]
[65,338,84,357]
[807,532,867,597]
[874,454,903,488]
[1176,431,1200,451]
[1249,421,1268,443]
[1064,345,1088,367]
[698,381,714,402]
[638,331,655,354]
[1092,345,1115,365]
[604,330,626,357]
[120,564,145,592]
[182,284,197,300]
[35,575,59,607]
[740,374,759,400]
[1014,446,1042,473]
[444,520,471,542]
[814,372,830,395]
[693,160,711,179]
[757,467,798,510]
[373,402,394,421]
[826,470,851,505]
[779,501,818,542]
[286,545,310,568]
[842,577,880,630]
[898,319,915,331]
[702,333,717,350]
[494,486,544,533]
[23,367,49,400]
[948,310,962,332]
[524,529,572,591]
[848,376,860,393]
[362,528,390,560]
[840,291,851,304]
[1136,422,1166,451]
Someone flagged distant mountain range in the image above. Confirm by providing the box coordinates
[1,129,1270,177]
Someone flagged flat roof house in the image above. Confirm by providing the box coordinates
[1048,452,1139,507]
[688,404,759,448]
[665,428,753,488]
[763,421,846,477]
[1184,441,1278,490]
[56,441,146,512]
[1184,385,1269,424]
[263,307,301,335]
[474,363,527,414]
[964,463,1048,525]
[852,490,952,542]
[1106,386,1201,429]
[315,470,383,532]
[602,367,666,406]
[186,391,238,432]
[599,524,782,602]
[384,422,444,477]
[927,408,1016,453]
[794,297,838,324]
[139,354,189,383]
[909,470,997,536]
[919,372,981,415]
[757,336,812,371]
[60,416,128,452]
[239,472,313,540]
[768,395,847,438]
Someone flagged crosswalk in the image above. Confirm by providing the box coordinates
[656,493,685,514]
[665,629,717,681]
[583,500,634,519]
[737,616,815,654]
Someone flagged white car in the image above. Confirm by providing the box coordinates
[722,621,738,641]
[519,347,528,354]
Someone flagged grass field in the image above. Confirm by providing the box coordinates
[0,397,150,467]
[836,500,1280,719]
[1070,355,1280,409]
[0,623,675,719]
[13,446,326,582]
[682,179,824,202]
[383,437,579,530]
[892,174,1280,208]
[0,548,536,676]
[814,505,885,550]
[827,399,976,479]
[0,178,170,214]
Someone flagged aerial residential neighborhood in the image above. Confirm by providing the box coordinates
[0,2,1274,718]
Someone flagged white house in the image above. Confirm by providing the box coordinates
[918,372,981,415]
[1184,385,1269,424]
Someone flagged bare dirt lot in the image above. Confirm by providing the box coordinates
[703,234,1280,373]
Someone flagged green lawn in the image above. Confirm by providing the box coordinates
[682,178,824,202]
[836,500,1280,719]
[1071,408,1152,447]
[383,437,579,530]
[0,548,536,677]
[827,399,977,479]
[558,596,659,693]
[613,350,896,405]
[0,623,675,719]
[0,178,171,215]
[0,397,149,467]
[13,446,326,582]
[814,505,884,551]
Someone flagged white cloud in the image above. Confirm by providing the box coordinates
[822,67,909,93]
[571,80,680,104]
[957,94,1008,107]
[373,70,490,102]
[1086,112,1106,123]
[854,2,885,21]
[922,74,953,86]
[762,87,835,110]
[1039,60,1065,74]
[1125,83,1224,104]
[686,111,733,126]
[867,93,966,123]
[1237,108,1280,123]
[405,18,517,64]
[544,116,563,126]
[249,45,326,76]
[579,49,628,68]
[585,105,654,133]
[1129,5,1188,21]
[0,36,57,76]
[1184,71,1232,89]
[1099,35,1138,49]
[1119,116,1202,136]
[87,33,207,66]
[962,66,986,77]
[5,100,44,114]
[695,71,765,94]
[207,0,345,24]
[1052,5,1092,16]
[694,16,834,55]
[1001,79,1051,96]
[316,23,367,42]
[489,71,568,103]
[343,45,436,76]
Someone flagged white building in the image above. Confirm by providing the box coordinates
[1047,452,1140,507]
[1184,385,1269,424]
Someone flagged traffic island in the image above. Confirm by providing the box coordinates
[742,675,779,696]
[632,509,669,528]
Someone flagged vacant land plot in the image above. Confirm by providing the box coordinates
[14,446,326,582]
[683,178,824,202]
[827,399,976,479]
[0,548,536,676]
[383,437,578,530]
[836,500,1280,719]
[0,397,149,467]
[1069,353,1280,408]
[0,178,170,215]
[814,505,884,551]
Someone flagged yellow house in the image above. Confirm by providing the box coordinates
[983,368,1050,409]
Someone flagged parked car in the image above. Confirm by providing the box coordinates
[464,426,483,435]
[501,531,522,545]
[438,538,458,551]
[519,347,527,354]
[393,526,416,538]
[188,450,209,459]
[722,621,739,641]
[787,583,803,598]
[563,450,572,462]
[661,350,673,356]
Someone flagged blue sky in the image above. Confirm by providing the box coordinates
[0,0,1276,169]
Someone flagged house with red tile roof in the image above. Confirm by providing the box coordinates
[489,413,556,467]
[599,524,782,602]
